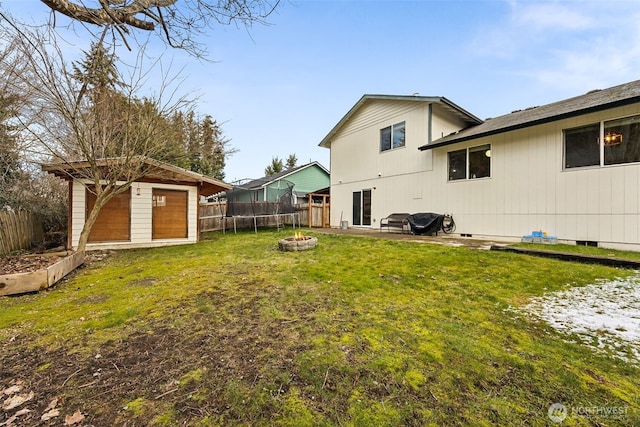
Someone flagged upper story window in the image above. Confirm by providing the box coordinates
[448,144,491,181]
[564,114,640,169]
[380,121,405,152]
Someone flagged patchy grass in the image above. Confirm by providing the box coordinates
[1,230,639,426]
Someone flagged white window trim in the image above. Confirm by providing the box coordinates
[448,144,492,181]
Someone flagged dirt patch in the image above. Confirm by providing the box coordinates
[129,278,159,287]
[0,291,309,426]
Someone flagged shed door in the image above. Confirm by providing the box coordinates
[153,189,188,239]
[86,188,131,242]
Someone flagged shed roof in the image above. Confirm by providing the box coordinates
[41,157,231,196]
[319,94,483,148]
[419,79,640,151]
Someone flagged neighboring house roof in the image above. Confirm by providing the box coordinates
[41,157,231,196]
[238,161,330,190]
[312,186,330,195]
[319,94,483,148]
[419,79,640,151]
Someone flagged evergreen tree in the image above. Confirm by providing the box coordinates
[265,153,297,176]
[72,41,120,92]
[265,156,284,176]
[285,153,298,169]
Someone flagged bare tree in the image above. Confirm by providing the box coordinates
[19,0,280,56]
[2,27,194,252]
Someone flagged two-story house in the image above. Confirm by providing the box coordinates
[320,80,640,251]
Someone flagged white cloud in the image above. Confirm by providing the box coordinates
[470,1,640,95]
[510,1,594,32]
[527,12,640,92]
[471,0,595,57]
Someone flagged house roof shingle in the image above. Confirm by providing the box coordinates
[237,161,329,190]
[418,79,640,151]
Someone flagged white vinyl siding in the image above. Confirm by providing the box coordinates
[330,99,470,228]
[430,104,640,248]
[331,100,430,185]
[329,98,640,250]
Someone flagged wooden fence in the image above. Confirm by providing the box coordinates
[0,210,45,256]
[199,200,331,232]
[199,201,227,232]
[295,201,330,228]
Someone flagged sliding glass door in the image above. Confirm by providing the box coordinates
[352,189,372,226]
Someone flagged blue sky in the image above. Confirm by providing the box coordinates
[5,0,640,182]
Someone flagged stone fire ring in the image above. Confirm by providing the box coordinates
[278,236,318,252]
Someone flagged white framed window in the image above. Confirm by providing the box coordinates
[564,114,640,169]
[604,115,640,165]
[448,144,491,181]
[564,124,600,169]
[380,121,406,152]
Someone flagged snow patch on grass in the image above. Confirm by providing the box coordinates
[522,276,640,363]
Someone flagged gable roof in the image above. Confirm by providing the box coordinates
[237,161,329,190]
[419,79,640,151]
[41,157,231,196]
[319,94,483,148]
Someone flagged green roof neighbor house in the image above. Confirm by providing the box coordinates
[231,161,330,203]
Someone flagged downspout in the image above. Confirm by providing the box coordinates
[196,184,201,242]
[67,179,73,250]
[427,103,433,145]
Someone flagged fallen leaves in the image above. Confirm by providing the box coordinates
[41,398,59,421]
[1,408,30,426]
[0,381,34,426]
[1,380,86,426]
[0,254,62,275]
[64,409,85,425]
[1,391,34,411]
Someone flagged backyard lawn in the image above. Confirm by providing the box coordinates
[1,231,638,426]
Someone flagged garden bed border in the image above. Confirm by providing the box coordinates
[0,251,85,296]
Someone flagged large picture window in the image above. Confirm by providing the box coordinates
[448,144,491,181]
[564,114,640,169]
[380,121,405,152]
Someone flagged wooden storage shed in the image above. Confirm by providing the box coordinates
[42,158,231,251]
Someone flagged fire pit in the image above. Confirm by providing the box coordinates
[278,231,318,252]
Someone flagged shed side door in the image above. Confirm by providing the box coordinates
[86,188,131,242]
[152,189,188,239]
